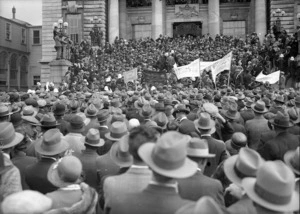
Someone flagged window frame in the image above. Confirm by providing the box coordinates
[33,30,41,45]
[6,23,12,41]
[21,28,26,45]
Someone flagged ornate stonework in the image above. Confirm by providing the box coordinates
[175,4,200,18]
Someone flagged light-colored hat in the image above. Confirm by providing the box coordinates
[105,121,128,141]
[1,190,52,214]
[128,118,140,131]
[22,115,40,125]
[76,112,91,126]
[138,131,197,179]
[284,147,300,175]
[242,161,299,212]
[110,134,133,167]
[194,112,216,134]
[85,128,104,147]
[0,105,13,117]
[187,138,215,158]
[47,156,82,188]
[224,147,264,187]
[0,122,24,149]
[175,196,224,214]
[251,100,268,114]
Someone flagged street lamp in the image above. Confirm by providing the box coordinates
[53,18,69,60]
[90,16,103,47]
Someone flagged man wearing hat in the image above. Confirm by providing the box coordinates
[25,128,69,194]
[64,115,86,154]
[0,105,12,123]
[240,97,255,122]
[0,122,24,199]
[245,100,270,150]
[75,128,104,191]
[83,104,100,135]
[103,125,157,212]
[224,148,264,214]
[242,161,299,214]
[109,131,197,214]
[177,138,224,206]
[46,156,98,212]
[140,104,154,125]
[269,95,285,114]
[97,109,111,155]
[173,104,195,136]
[258,111,299,161]
[53,102,68,136]
[194,112,228,177]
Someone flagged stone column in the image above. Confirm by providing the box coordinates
[151,0,165,39]
[108,0,119,43]
[255,0,266,43]
[208,0,220,38]
[119,0,127,39]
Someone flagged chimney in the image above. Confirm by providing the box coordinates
[12,6,16,19]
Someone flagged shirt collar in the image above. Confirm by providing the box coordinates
[201,134,211,137]
[3,153,10,160]
[149,180,178,192]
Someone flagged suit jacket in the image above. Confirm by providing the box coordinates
[56,116,69,136]
[178,118,196,136]
[259,131,299,161]
[240,109,255,122]
[222,121,246,142]
[288,125,300,136]
[227,195,257,214]
[25,157,58,194]
[97,126,111,156]
[46,189,82,209]
[83,118,100,135]
[75,149,102,191]
[109,184,192,214]
[177,171,224,206]
[103,166,152,212]
[201,135,228,177]
[12,152,37,190]
[245,117,270,150]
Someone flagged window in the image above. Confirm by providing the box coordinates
[33,30,40,44]
[67,14,82,44]
[33,75,40,85]
[223,21,246,38]
[6,23,11,40]
[21,28,26,44]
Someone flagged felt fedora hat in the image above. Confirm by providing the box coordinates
[175,196,224,214]
[172,104,190,117]
[224,147,264,187]
[251,100,268,114]
[67,115,85,133]
[224,102,239,120]
[0,105,13,117]
[21,106,37,117]
[84,104,98,117]
[194,112,216,134]
[187,138,215,158]
[110,134,133,167]
[225,132,247,155]
[269,111,293,128]
[138,131,197,179]
[35,128,69,156]
[0,122,24,149]
[22,115,40,126]
[242,161,299,212]
[202,103,218,116]
[53,103,66,116]
[152,112,168,129]
[37,113,60,127]
[105,121,128,141]
[244,97,254,108]
[139,104,154,118]
[284,147,300,175]
[274,95,285,104]
[85,128,104,147]
[97,109,110,123]
[47,156,83,188]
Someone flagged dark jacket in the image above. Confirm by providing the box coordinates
[178,171,224,206]
[25,157,58,194]
[109,184,192,214]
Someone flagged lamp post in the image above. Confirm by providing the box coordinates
[53,18,69,60]
[90,16,103,47]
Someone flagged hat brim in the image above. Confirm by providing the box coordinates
[138,143,197,179]
[194,119,216,135]
[85,138,105,147]
[284,151,300,175]
[0,132,24,149]
[47,161,82,188]
[67,124,85,133]
[34,138,69,156]
[0,112,13,117]
[269,119,294,128]
[242,178,300,212]
[186,148,216,158]
[36,122,60,128]
[110,141,133,167]
[172,109,190,117]
[251,104,268,114]
[22,116,41,125]
[223,155,243,186]
[105,132,127,142]
[224,113,239,120]
[134,101,143,109]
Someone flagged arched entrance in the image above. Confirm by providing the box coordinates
[0,51,8,88]
[20,56,28,89]
[9,54,18,89]
[173,22,202,37]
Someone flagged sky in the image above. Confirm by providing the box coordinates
[0,0,42,25]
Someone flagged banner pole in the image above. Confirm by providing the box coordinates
[199,58,202,89]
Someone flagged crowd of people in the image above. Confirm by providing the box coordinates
[0,73,299,213]
[64,28,299,93]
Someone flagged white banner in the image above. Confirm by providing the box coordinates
[255,71,280,84]
[174,59,214,79]
[123,68,138,83]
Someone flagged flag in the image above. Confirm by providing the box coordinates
[255,71,280,84]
